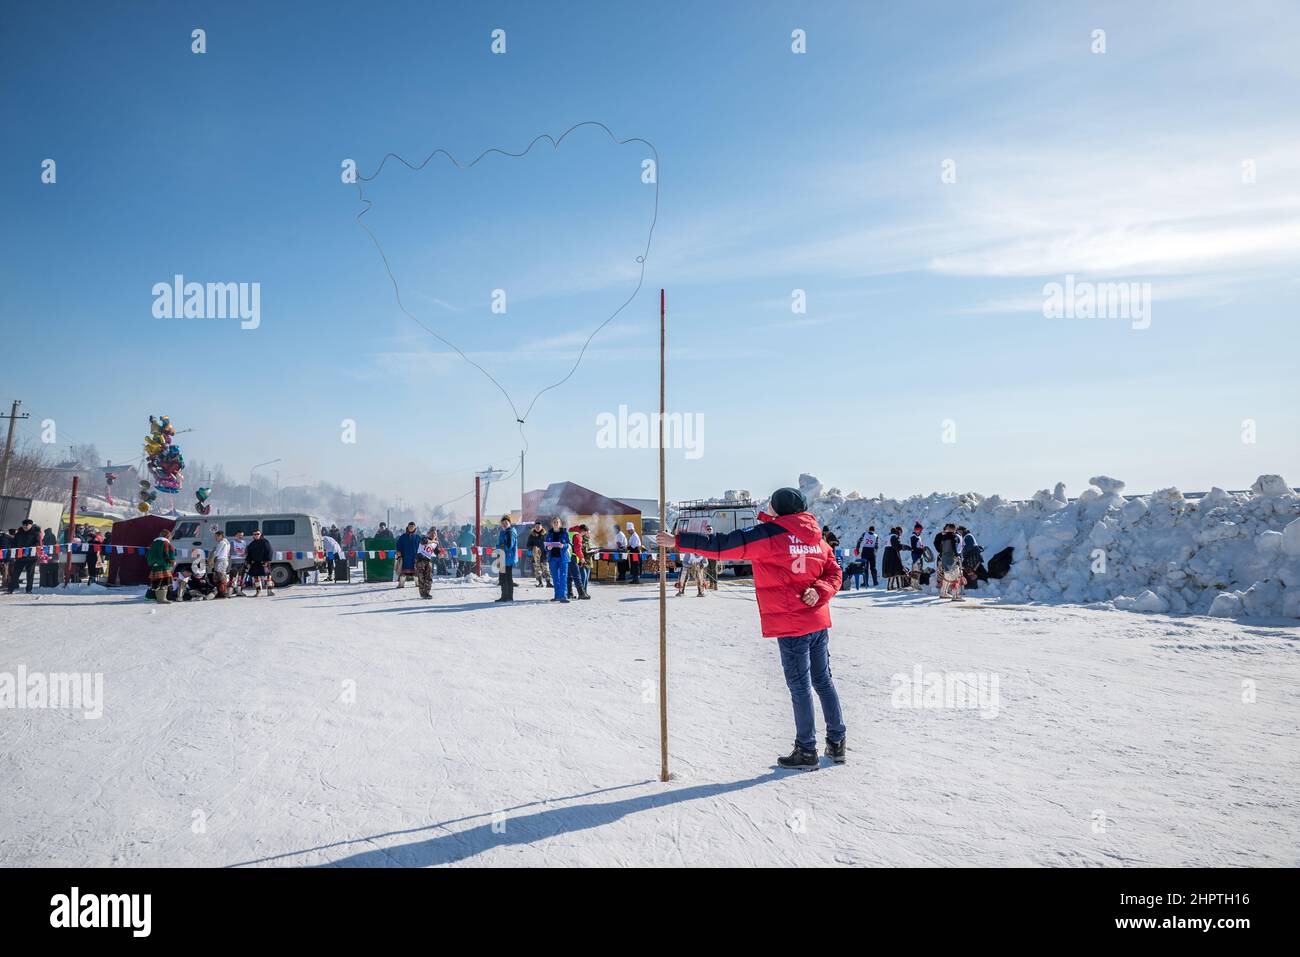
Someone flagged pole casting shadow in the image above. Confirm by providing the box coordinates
[231,772,781,868]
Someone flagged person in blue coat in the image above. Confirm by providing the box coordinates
[394,522,420,589]
[495,516,518,603]
[543,516,570,603]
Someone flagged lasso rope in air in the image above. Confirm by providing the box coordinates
[352,121,660,451]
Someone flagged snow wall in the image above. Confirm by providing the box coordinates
[799,473,1300,619]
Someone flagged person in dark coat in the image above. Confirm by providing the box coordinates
[934,524,964,600]
[244,528,275,596]
[7,519,41,594]
[85,529,104,584]
[882,526,907,590]
[41,528,57,587]
[526,522,550,587]
[0,528,14,592]
[495,516,517,602]
[394,522,420,589]
[855,526,879,587]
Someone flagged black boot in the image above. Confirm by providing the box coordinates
[777,744,818,770]
[824,737,846,764]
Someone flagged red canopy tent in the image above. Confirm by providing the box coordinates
[108,515,175,586]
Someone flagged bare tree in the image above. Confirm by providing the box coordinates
[1,439,67,501]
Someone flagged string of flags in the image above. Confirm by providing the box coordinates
[0,543,145,558]
[0,545,876,562]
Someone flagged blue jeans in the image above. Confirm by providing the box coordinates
[777,629,846,750]
[549,556,568,600]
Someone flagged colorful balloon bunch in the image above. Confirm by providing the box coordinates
[195,486,212,516]
[138,414,185,513]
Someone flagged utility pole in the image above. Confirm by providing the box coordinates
[474,475,482,576]
[0,399,31,497]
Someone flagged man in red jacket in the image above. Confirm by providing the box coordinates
[656,487,846,769]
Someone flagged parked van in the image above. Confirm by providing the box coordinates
[672,496,759,577]
[169,513,325,587]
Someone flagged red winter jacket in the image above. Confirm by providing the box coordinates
[674,510,841,638]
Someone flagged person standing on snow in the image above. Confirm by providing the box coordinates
[934,523,964,601]
[244,528,276,596]
[526,521,550,588]
[229,530,248,596]
[415,530,437,599]
[675,549,707,597]
[395,521,420,589]
[856,526,879,588]
[146,527,177,603]
[822,526,845,591]
[210,529,231,598]
[958,526,983,587]
[654,486,846,769]
[614,524,629,581]
[543,516,571,603]
[456,524,475,577]
[567,523,591,599]
[908,522,927,590]
[881,526,905,590]
[0,527,14,592]
[495,516,517,603]
[321,531,343,582]
[7,519,41,594]
[627,522,643,584]
[84,528,103,585]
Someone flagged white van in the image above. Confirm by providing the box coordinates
[169,513,325,587]
[672,498,759,577]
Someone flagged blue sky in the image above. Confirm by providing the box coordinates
[3,0,1297,516]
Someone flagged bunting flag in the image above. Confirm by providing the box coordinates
[0,542,722,563]
[260,547,700,562]
[0,544,147,559]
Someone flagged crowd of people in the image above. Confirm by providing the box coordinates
[4,509,992,611]
[332,516,664,604]
[829,521,988,600]
[1,519,111,594]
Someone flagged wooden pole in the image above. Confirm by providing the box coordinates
[65,475,79,584]
[658,288,669,782]
[474,475,482,576]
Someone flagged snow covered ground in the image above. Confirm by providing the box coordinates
[1,577,1296,867]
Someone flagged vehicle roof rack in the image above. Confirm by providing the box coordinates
[674,497,758,510]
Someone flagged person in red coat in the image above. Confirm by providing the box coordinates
[655,486,846,769]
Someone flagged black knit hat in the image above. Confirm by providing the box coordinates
[768,487,807,516]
